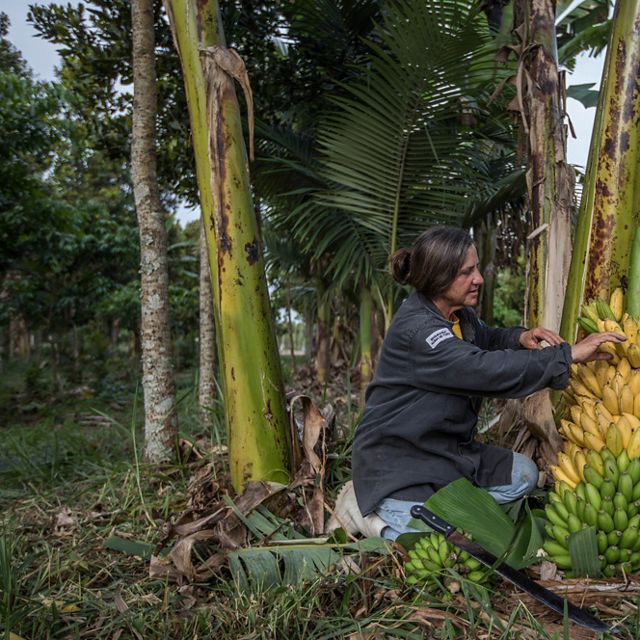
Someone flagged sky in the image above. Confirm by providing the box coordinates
[2,1,606,225]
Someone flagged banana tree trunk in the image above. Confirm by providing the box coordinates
[561,0,640,337]
[164,0,290,490]
[514,0,572,462]
[520,0,573,333]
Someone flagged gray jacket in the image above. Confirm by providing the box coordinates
[352,292,572,515]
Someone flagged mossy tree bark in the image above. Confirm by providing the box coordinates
[132,0,177,462]
[198,220,216,429]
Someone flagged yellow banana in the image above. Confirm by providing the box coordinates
[629,371,640,395]
[550,465,578,489]
[596,401,614,422]
[569,405,582,427]
[563,441,580,460]
[605,423,624,457]
[584,431,606,452]
[598,341,620,364]
[573,449,587,481]
[609,287,624,322]
[595,412,611,437]
[569,423,586,446]
[623,412,640,430]
[595,360,610,390]
[571,380,596,400]
[623,315,638,344]
[604,319,624,334]
[557,452,581,484]
[612,372,626,395]
[617,358,632,382]
[602,385,620,416]
[622,385,635,414]
[605,364,617,384]
[616,415,634,448]
[628,344,640,368]
[581,413,603,439]
[634,392,640,420]
[582,399,597,421]
[627,428,640,459]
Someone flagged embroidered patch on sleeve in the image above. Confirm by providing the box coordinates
[425,328,454,349]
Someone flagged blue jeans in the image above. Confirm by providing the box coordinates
[375,452,538,541]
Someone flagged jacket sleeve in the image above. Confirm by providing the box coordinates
[465,309,525,351]
[409,320,571,398]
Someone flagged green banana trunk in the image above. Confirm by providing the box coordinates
[561,0,640,340]
[164,0,290,490]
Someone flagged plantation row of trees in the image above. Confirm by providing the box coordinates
[1,1,613,472]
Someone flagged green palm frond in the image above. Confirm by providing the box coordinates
[556,0,611,67]
[304,0,511,292]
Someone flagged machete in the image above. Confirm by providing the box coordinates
[410,505,613,635]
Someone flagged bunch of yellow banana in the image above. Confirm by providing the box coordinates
[544,446,640,577]
[548,288,640,576]
[404,532,489,588]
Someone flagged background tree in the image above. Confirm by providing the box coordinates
[131,0,177,462]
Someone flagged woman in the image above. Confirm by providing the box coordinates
[341,227,624,541]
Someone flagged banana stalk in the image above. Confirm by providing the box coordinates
[561,0,640,340]
[164,0,291,490]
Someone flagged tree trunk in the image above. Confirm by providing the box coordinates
[199,220,217,428]
[514,0,572,463]
[286,285,297,375]
[520,0,573,334]
[164,0,291,491]
[358,287,373,405]
[315,289,330,385]
[561,0,640,337]
[132,0,177,463]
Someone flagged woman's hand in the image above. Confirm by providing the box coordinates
[519,326,564,350]
[571,332,627,363]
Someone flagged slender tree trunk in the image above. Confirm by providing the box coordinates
[132,0,177,463]
[304,299,314,360]
[164,0,290,490]
[358,286,373,405]
[480,221,496,325]
[286,285,297,375]
[316,288,330,384]
[199,220,217,428]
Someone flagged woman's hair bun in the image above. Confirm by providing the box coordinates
[390,247,412,285]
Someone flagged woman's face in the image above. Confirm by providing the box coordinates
[441,245,484,310]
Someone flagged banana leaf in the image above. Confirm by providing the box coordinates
[568,527,601,578]
[404,478,543,569]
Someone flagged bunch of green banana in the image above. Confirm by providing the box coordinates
[404,532,489,588]
[544,446,640,577]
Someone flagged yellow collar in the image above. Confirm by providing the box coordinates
[451,314,463,339]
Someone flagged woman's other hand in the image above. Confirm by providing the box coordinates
[519,326,564,350]
[571,332,627,363]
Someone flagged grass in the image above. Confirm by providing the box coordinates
[1,359,638,639]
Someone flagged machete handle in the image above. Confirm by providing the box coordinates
[410,505,456,537]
